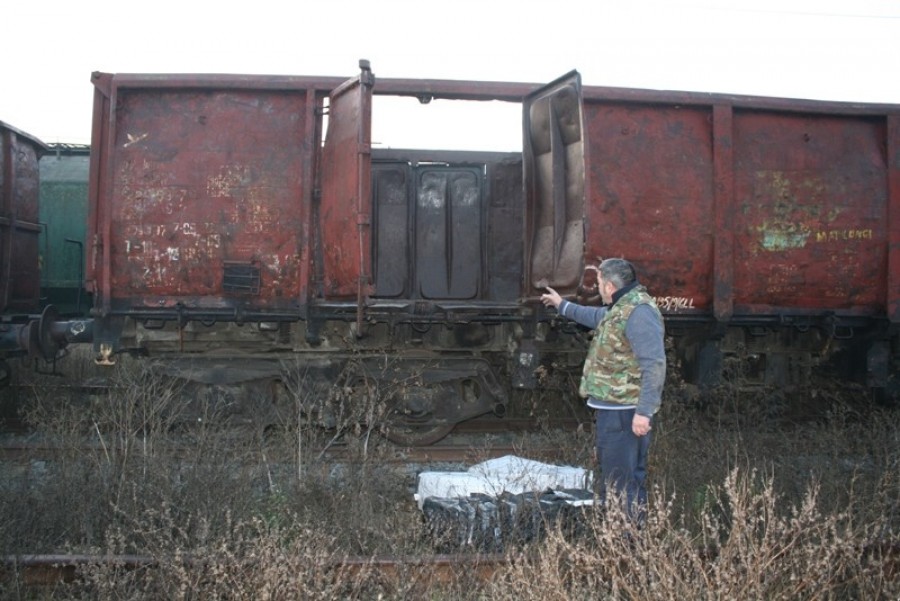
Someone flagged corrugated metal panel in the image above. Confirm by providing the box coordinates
[486,157,524,302]
[371,151,522,303]
[416,167,482,299]
[372,163,409,297]
[523,71,585,294]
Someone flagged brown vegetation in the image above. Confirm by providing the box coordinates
[0,354,897,599]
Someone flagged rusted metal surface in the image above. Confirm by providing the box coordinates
[582,101,718,312]
[320,60,374,341]
[86,67,900,323]
[0,121,48,314]
[732,111,888,314]
[580,96,900,322]
[87,75,315,314]
[888,115,900,323]
[75,64,900,402]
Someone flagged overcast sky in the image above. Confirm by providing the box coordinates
[4,0,899,149]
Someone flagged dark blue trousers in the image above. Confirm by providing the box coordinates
[595,407,651,519]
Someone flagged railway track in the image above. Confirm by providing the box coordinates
[0,439,576,465]
[5,544,897,592]
[0,417,589,464]
[0,552,507,590]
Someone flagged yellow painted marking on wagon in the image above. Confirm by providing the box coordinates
[814,229,873,243]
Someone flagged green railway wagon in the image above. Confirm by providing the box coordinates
[39,143,90,316]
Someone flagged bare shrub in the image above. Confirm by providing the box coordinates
[73,516,380,600]
[1,354,897,599]
[494,468,899,600]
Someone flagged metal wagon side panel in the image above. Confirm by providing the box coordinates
[578,87,899,323]
[0,121,48,313]
[731,110,889,317]
[88,74,319,316]
[581,98,716,310]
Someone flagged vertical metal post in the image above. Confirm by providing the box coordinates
[713,104,735,323]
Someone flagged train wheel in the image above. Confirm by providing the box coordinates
[380,415,454,446]
[379,386,455,445]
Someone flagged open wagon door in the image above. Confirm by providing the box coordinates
[320,60,375,331]
[523,71,587,296]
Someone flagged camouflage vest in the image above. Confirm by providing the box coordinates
[579,285,661,404]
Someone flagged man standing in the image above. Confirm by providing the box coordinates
[541,258,666,518]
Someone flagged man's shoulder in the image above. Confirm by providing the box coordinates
[627,302,664,327]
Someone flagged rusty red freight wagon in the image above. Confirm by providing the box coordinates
[0,121,48,316]
[0,121,52,386]
[36,62,898,441]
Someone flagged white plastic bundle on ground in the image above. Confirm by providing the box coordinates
[414,455,593,510]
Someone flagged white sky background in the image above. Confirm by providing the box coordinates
[4,0,899,150]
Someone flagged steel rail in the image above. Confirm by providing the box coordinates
[0,552,507,588]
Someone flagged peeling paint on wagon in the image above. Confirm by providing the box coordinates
[206,165,251,197]
[66,66,900,415]
[91,83,311,308]
[729,112,890,311]
[84,69,900,323]
[757,221,812,251]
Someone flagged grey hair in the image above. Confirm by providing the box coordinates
[598,258,637,290]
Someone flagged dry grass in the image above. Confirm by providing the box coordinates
[0,356,897,599]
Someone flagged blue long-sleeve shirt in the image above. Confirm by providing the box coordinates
[557,298,666,417]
